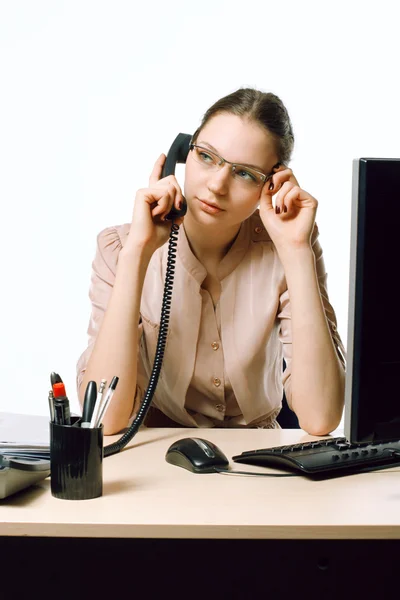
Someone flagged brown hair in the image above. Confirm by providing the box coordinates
[193,87,294,167]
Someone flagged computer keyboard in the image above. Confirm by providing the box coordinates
[232,437,400,479]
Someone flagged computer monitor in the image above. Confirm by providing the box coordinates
[344,158,400,443]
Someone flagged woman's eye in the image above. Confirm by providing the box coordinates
[199,151,214,162]
[237,169,257,182]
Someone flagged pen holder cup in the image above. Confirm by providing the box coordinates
[50,417,103,500]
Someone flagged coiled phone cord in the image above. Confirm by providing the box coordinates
[104,223,180,457]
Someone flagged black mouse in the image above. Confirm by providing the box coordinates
[165,437,230,473]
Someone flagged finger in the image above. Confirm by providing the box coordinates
[141,185,170,206]
[281,194,293,216]
[260,178,275,209]
[159,175,185,209]
[284,185,318,209]
[278,186,317,216]
[263,173,283,199]
[140,187,172,219]
[150,189,174,220]
[269,167,299,197]
[274,181,295,214]
[150,183,182,220]
[148,154,166,186]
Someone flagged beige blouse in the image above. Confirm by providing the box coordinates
[76,209,346,429]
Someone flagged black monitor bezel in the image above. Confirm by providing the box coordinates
[344,158,400,443]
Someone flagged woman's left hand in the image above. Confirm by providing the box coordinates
[258,165,318,252]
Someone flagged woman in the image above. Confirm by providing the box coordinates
[76,87,346,435]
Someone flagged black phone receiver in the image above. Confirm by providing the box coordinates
[162,133,192,220]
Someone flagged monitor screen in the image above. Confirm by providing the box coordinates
[344,158,400,443]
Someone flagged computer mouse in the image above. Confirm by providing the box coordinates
[165,437,230,474]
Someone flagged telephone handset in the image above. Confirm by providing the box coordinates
[104,134,192,457]
[162,133,191,220]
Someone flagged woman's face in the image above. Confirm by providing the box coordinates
[184,113,279,228]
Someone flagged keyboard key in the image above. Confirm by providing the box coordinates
[334,442,351,450]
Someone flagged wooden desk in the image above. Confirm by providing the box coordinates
[1,427,400,599]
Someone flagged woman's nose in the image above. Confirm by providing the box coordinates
[207,165,231,195]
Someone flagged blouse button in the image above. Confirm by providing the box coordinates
[254,226,263,234]
[211,342,219,351]
[215,404,225,412]
[213,378,221,387]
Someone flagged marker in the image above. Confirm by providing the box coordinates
[95,376,119,428]
[81,381,98,428]
[53,382,71,426]
[50,372,63,386]
[89,379,107,429]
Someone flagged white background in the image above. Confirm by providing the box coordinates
[0,0,399,417]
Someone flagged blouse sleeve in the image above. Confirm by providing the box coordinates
[277,223,347,405]
[76,226,145,406]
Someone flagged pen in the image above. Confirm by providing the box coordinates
[53,382,71,426]
[95,376,119,428]
[81,381,98,428]
[89,379,107,429]
[48,389,55,422]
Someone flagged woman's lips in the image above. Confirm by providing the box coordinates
[198,199,224,214]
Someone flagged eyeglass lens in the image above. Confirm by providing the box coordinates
[192,146,266,186]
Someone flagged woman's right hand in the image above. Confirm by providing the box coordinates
[125,153,185,257]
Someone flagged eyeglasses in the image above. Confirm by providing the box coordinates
[189,143,274,188]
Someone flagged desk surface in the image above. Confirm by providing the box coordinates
[1,424,400,540]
